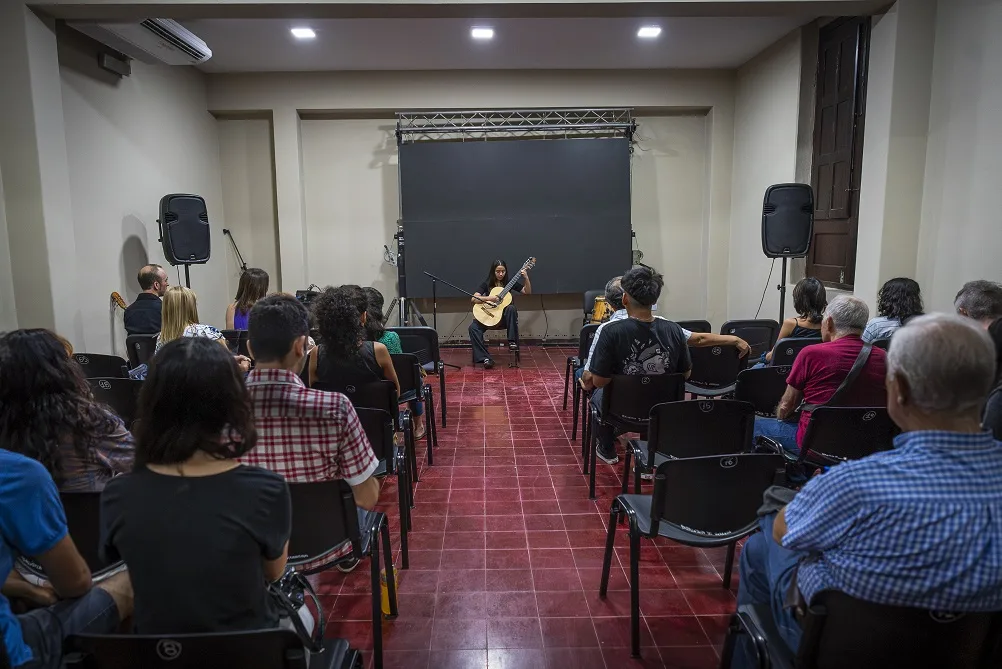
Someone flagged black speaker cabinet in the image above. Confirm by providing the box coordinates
[761,183,814,258]
[158,194,210,265]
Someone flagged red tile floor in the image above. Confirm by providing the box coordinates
[317,346,737,668]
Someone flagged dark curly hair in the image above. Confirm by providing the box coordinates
[877,277,924,324]
[0,329,119,485]
[793,277,827,324]
[312,285,367,361]
[621,266,664,308]
[134,337,256,466]
[363,287,387,343]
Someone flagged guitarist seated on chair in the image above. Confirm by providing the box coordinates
[469,259,532,369]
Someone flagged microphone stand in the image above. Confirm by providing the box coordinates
[423,271,490,371]
[223,229,248,272]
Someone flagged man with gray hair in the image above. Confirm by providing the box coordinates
[955,279,1002,328]
[736,314,1002,664]
[753,295,887,454]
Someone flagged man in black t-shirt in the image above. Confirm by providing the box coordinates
[582,266,692,464]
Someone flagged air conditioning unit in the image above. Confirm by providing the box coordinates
[68,19,211,66]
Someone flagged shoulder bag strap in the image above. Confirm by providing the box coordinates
[799,341,873,413]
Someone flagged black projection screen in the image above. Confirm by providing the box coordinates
[399,137,632,299]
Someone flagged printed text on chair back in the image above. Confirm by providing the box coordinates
[801,406,896,464]
[770,336,822,367]
[686,346,747,389]
[648,400,755,460]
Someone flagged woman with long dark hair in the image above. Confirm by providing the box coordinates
[863,277,924,343]
[227,268,270,330]
[762,277,826,363]
[468,259,531,368]
[100,337,291,633]
[0,329,133,492]
[362,287,402,354]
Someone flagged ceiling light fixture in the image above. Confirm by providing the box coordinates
[471,27,494,40]
[637,25,662,39]
[290,27,316,40]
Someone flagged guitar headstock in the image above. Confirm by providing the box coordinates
[521,257,537,272]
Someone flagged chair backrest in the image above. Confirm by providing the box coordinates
[872,337,891,351]
[390,353,422,398]
[125,334,158,368]
[577,323,601,361]
[676,320,712,334]
[220,330,250,357]
[800,406,897,465]
[601,373,686,429]
[65,629,312,669]
[388,326,440,368]
[20,491,121,578]
[88,378,142,427]
[648,400,755,459]
[583,289,604,316]
[650,453,785,539]
[686,345,747,390]
[287,480,362,567]
[313,379,399,419]
[734,366,792,416]
[770,336,822,366]
[719,319,781,360]
[354,407,394,463]
[801,589,1002,669]
[73,353,129,379]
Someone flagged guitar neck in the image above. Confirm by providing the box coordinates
[495,274,522,300]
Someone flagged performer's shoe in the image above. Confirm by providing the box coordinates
[483,358,495,370]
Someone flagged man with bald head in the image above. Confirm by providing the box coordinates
[735,314,1002,664]
[124,264,169,336]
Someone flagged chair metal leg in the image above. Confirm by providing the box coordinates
[599,501,619,597]
[629,520,642,658]
[380,520,399,618]
[369,527,383,669]
[723,541,736,590]
[621,449,632,495]
[423,387,435,467]
[402,412,419,484]
[397,475,409,570]
[719,613,742,669]
[439,362,447,428]
[634,456,643,495]
[571,381,580,441]
[588,410,598,500]
[563,358,572,410]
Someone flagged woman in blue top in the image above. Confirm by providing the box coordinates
[226,268,269,330]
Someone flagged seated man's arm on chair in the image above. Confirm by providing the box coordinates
[776,463,863,551]
[687,332,751,358]
[776,385,803,420]
[776,353,809,420]
[334,397,382,511]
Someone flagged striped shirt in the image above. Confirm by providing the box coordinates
[784,430,1002,610]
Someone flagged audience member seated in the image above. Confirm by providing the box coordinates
[735,314,1002,666]
[226,267,269,330]
[0,329,134,492]
[123,264,168,336]
[983,318,1002,440]
[863,277,924,342]
[580,266,692,464]
[363,287,402,354]
[243,294,380,574]
[955,279,1002,329]
[100,337,290,634]
[1,448,133,669]
[156,286,250,372]
[753,295,887,455]
[758,277,826,365]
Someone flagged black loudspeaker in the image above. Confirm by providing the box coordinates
[158,194,210,265]
[761,183,814,258]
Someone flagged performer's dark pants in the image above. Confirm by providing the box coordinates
[469,305,519,363]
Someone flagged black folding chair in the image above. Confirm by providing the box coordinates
[769,337,821,366]
[872,337,892,351]
[125,333,158,368]
[685,345,747,398]
[66,630,361,669]
[795,406,897,468]
[585,373,686,498]
[220,329,250,357]
[599,453,785,657]
[676,320,712,333]
[287,480,397,669]
[73,353,129,379]
[388,326,448,428]
[720,319,781,361]
[19,492,124,582]
[623,399,755,494]
[390,353,438,467]
[564,323,600,421]
[355,407,411,569]
[583,289,604,321]
[720,589,1002,669]
[734,366,792,417]
[88,378,142,427]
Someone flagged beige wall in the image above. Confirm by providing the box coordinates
[727,30,803,322]
[58,30,227,355]
[0,166,15,332]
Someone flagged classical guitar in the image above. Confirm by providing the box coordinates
[472,257,537,328]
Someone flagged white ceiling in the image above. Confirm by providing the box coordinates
[185,17,808,73]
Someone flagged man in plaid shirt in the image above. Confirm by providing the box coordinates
[242,294,380,573]
[736,314,1002,664]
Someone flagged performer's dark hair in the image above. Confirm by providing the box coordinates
[484,260,508,289]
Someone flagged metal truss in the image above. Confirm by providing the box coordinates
[396,108,635,143]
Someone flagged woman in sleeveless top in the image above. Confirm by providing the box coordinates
[226,268,269,330]
[762,277,827,364]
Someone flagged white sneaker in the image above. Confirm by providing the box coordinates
[596,450,619,465]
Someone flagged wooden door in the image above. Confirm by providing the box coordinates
[808,17,870,288]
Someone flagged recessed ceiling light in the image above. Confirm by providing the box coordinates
[471,27,494,40]
[291,27,316,40]
[637,25,662,39]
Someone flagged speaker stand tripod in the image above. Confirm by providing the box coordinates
[777,257,788,323]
